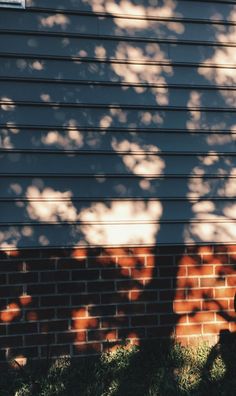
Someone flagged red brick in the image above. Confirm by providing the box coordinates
[8,346,38,358]
[9,272,38,284]
[187,265,214,276]
[41,344,70,357]
[146,302,172,313]
[131,315,158,327]
[117,256,145,268]
[64,307,87,318]
[41,295,70,307]
[26,308,54,321]
[118,327,146,339]
[202,299,229,311]
[40,320,68,333]
[146,326,174,338]
[88,305,116,317]
[72,293,100,305]
[57,331,86,344]
[27,284,55,295]
[130,290,157,302]
[72,270,99,281]
[160,314,180,325]
[214,288,235,298]
[101,268,130,279]
[145,278,172,289]
[117,303,145,315]
[88,329,117,341]
[0,323,6,336]
[101,316,129,328]
[159,266,181,277]
[101,292,129,304]
[0,260,23,272]
[203,323,229,334]
[73,342,102,355]
[146,255,174,267]
[8,322,37,335]
[174,300,201,313]
[175,324,202,336]
[227,276,236,286]
[188,312,215,323]
[177,277,199,288]
[25,333,55,346]
[186,288,214,300]
[25,259,56,271]
[41,271,70,282]
[57,258,86,270]
[200,277,225,287]
[71,317,99,330]
[88,257,116,268]
[87,281,114,293]
[0,336,22,348]
[57,282,85,294]
[116,280,143,291]
[0,286,22,297]
[177,255,201,266]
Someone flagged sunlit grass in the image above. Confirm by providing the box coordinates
[1,338,236,396]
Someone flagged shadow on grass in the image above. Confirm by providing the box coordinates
[1,335,236,396]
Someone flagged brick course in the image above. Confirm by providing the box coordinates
[0,244,235,362]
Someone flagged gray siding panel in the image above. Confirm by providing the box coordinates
[1,0,236,248]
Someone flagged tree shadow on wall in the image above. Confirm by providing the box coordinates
[0,0,236,393]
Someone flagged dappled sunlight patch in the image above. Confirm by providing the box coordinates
[79,200,162,245]
[26,186,77,222]
[0,97,15,112]
[111,139,165,175]
[85,0,178,19]
[0,303,20,322]
[40,13,70,29]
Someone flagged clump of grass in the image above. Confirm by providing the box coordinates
[1,337,236,396]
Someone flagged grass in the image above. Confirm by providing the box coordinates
[1,336,236,396]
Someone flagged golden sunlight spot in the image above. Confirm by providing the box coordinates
[1,97,15,111]
[71,308,87,318]
[40,14,69,28]
[198,152,219,166]
[167,21,185,34]
[40,93,51,102]
[0,303,20,322]
[22,226,33,237]
[19,294,32,306]
[99,115,112,128]
[88,0,178,19]
[95,46,107,58]
[72,316,98,330]
[139,179,151,190]
[26,186,77,222]
[192,201,215,214]
[112,139,164,175]
[223,204,236,219]
[30,60,44,71]
[9,355,27,367]
[80,201,162,245]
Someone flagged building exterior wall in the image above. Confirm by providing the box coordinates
[0,0,236,362]
[0,244,235,363]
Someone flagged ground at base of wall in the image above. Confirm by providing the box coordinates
[1,338,236,396]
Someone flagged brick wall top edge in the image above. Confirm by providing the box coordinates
[1,243,236,259]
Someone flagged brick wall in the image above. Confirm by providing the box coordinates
[0,244,235,364]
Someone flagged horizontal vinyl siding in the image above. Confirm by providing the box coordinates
[1,129,236,152]
[1,0,236,248]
